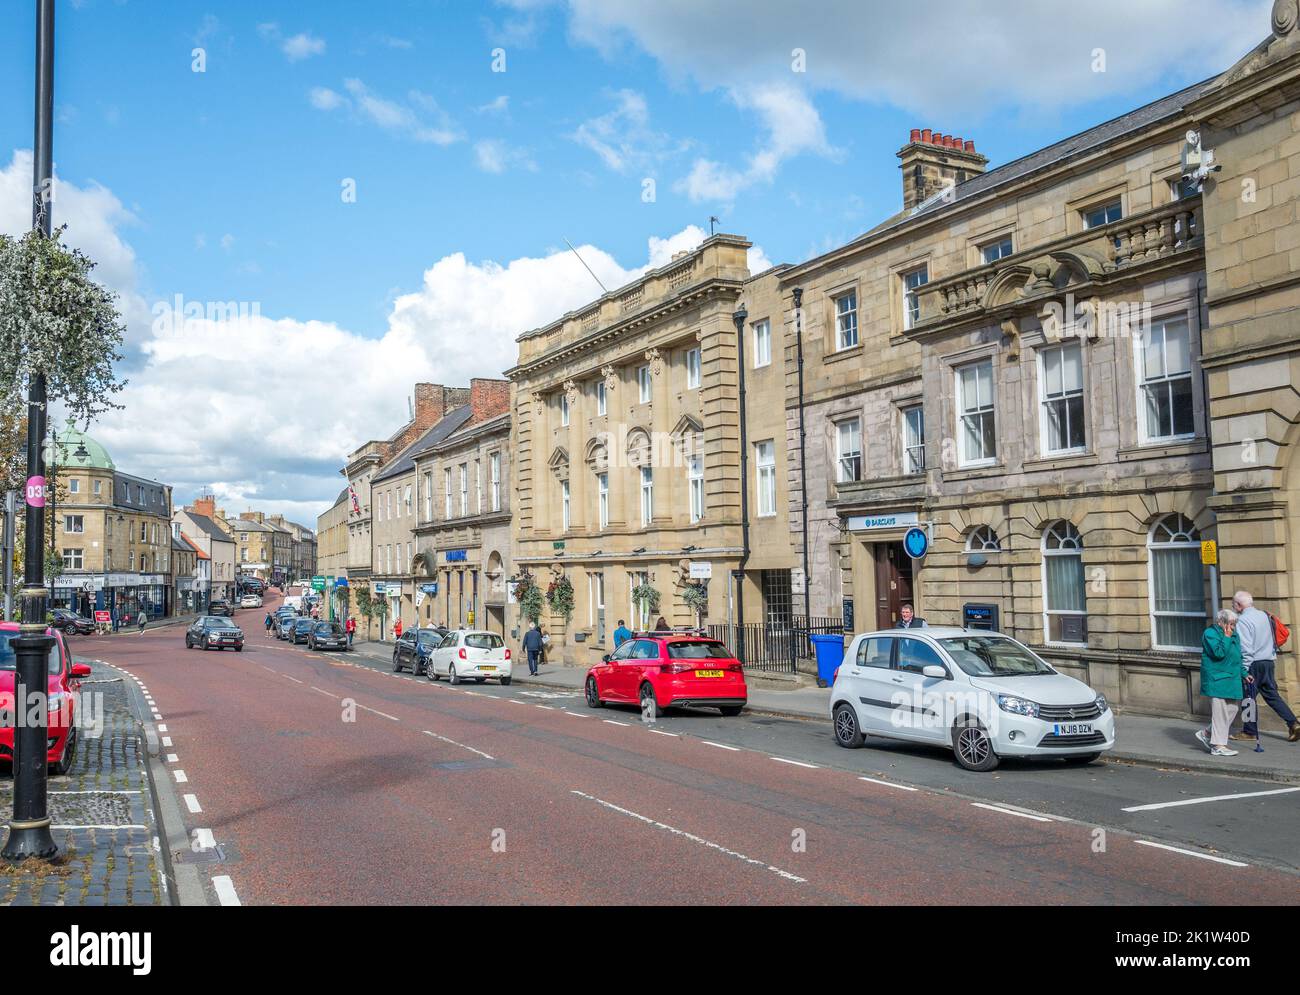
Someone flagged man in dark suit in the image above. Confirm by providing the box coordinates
[895,603,927,629]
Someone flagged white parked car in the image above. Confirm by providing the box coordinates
[829,627,1114,771]
[240,594,263,609]
[427,629,512,686]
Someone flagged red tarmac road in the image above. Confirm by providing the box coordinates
[82,592,1300,905]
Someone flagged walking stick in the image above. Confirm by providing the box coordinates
[1249,679,1264,753]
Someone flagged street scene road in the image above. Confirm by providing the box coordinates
[77,589,1298,906]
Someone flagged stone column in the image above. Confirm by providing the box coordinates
[647,347,673,526]
[565,379,587,534]
[602,365,627,528]
[531,391,551,539]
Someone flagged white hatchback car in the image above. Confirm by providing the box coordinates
[240,594,263,609]
[830,627,1114,771]
[427,629,513,685]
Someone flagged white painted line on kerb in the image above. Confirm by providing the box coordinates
[571,790,806,884]
[192,828,216,851]
[183,794,202,814]
[166,754,178,764]
[603,719,630,727]
[535,704,555,710]
[703,741,740,751]
[565,711,589,718]
[161,737,172,748]
[1122,786,1300,813]
[421,729,494,761]
[310,686,339,699]
[649,729,679,737]
[282,674,304,685]
[1135,839,1249,867]
[858,776,919,792]
[212,875,242,906]
[157,724,168,733]
[356,703,398,721]
[508,699,527,706]
[52,824,147,830]
[173,770,188,784]
[970,802,1054,823]
[771,756,818,769]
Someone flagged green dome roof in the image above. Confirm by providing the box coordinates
[49,421,114,471]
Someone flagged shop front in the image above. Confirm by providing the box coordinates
[100,572,171,626]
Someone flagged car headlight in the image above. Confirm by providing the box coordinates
[1094,693,1108,713]
[996,694,1040,718]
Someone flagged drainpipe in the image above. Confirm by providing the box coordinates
[793,287,811,622]
[732,303,751,663]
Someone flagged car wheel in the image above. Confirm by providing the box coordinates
[833,702,864,748]
[201,636,209,651]
[449,664,461,686]
[50,728,77,776]
[585,676,603,708]
[1063,752,1102,765]
[639,682,662,720]
[952,717,1000,772]
[719,704,745,718]
[499,676,511,686]
[392,653,402,673]
[185,636,192,649]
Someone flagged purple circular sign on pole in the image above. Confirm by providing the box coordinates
[25,475,46,508]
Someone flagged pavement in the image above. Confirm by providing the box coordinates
[0,658,167,906]
[350,639,1300,784]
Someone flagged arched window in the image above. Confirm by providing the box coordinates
[966,525,1001,552]
[1148,513,1207,650]
[1042,521,1086,644]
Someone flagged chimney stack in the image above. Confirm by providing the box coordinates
[898,128,989,210]
[191,495,216,518]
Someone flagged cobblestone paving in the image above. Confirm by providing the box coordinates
[0,661,165,906]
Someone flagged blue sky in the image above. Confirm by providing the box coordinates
[0,0,1271,521]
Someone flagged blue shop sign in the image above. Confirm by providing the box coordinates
[444,549,467,562]
[903,526,929,559]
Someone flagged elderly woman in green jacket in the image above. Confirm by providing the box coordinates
[1197,608,1246,757]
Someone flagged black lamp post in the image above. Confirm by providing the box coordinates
[732,303,750,666]
[4,0,59,862]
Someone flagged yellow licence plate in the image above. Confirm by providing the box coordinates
[695,670,724,678]
[479,665,497,671]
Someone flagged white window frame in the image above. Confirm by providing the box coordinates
[1147,514,1207,652]
[753,318,771,368]
[1038,341,1087,456]
[955,359,997,467]
[755,441,777,516]
[444,468,453,519]
[459,464,468,517]
[423,472,433,522]
[404,484,412,517]
[835,418,862,483]
[902,265,928,331]
[490,453,501,512]
[980,237,1014,264]
[637,365,652,404]
[63,547,83,570]
[688,455,704,523]
[640,466,653,527]
[834,291,858,350]
[630,570,650,630]
[966,525,1001,552]
[69,478,80,495]
[685,347,701,389]
[561,479,571,531]
[1083,199,1123,229]
[1041,521,1087,646]
[560,392,570,427]
[1135,318,1196,444]
[597,472,609,529]
[596,380,607,416]
[63,514,84,534]
[901,405,925,475]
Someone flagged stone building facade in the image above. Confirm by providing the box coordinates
[770,7,1300,720]
[506,235,795,667]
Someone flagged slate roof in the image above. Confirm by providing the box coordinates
[373,405,474,484]
[182,512,234,545]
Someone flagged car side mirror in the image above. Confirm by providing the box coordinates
[922,664,948,680]
[70,663,92,678]
[602,654,610,663]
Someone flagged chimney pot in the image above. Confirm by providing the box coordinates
[921,129,932,143]
[953,136,963,148]
[910,128,921,143]
[947,136,958,149]
[965,140,976,153]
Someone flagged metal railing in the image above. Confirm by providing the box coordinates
[707,615,844,673]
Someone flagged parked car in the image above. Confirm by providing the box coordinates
[240,594,263,609]
[289,618,315,645]
[208,599,234,617]
[585,633,746,717]
[50,608,96,636]
[391,627,445,675]
[308,621,347,651]
[426,629,512,685]
[0,623,89,775]
[275,615,296,640]
[185,616,244,651]
[829,627,1115,772]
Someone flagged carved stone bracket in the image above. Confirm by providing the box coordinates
[562,380,578,405]
[601,364,617,391]
[644,348,663,377]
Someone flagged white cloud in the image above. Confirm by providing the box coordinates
[310,79,462,146]
[474,138,537,174]
[571,89,687,173]
[282,32,326,62]
[676,83,838,203]
[477,95,510,115]
[3,152,758,519]
[564,0,1269,117]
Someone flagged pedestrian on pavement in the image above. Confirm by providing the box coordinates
[1197,608,1245,757]
[655,616,670,631]
[613,619,633,648]
[264,611,273,633]
[393,617,403,642]
[523,622,544,676]
[137,609,148,635]
[345,615,356,649]
[1231,590,1299,742]
[895,603,927,629]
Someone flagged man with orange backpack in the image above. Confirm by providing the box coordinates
[1232,590,1298,743]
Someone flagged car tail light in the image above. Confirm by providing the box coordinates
[832,666,840,684]
[662,662,693,674]
[504,648,511,660]
[458,648,467,660]
[727,663,743,672]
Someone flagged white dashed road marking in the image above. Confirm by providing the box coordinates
[603,719,629,727]
[771,756,818,769]
[173,770,188,784]
[421,729,494,761]
[212,875,242,906]
[970,802,1055,823]
[1135,839,1249,867]
[703,741,740,751]
[355,703,399,721]
[192,828,216,850]
[1122,786,1300,813]
[857,776,918,792]
[184,794,202,814]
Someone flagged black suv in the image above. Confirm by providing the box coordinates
[209,599,234,617]
[186,616,244,651]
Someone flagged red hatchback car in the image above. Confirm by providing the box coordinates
[0,622,89,775]
[585,632,747,718]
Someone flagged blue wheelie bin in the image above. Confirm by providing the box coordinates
[809,632,846,688]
